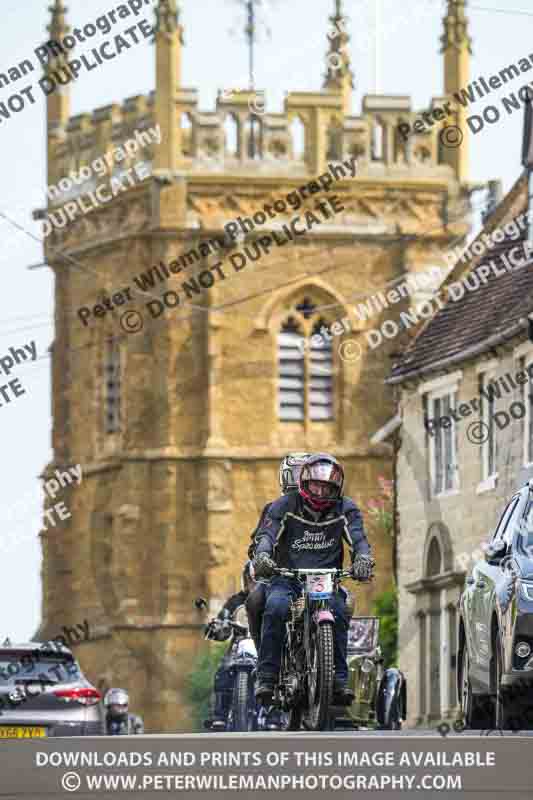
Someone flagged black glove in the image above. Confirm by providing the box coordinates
[253,553,276,579]
[352,554,375,581]
[205,619,231,641]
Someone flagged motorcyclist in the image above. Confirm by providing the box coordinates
[103,688,144,735]
[246,453,311,650]
[252,453,374,726]
[205,566,255,731]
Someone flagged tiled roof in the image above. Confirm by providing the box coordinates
[388,177,533,384]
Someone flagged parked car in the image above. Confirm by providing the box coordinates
[334,616,406,730]
[459,479,533,730]
[0,642,101,738]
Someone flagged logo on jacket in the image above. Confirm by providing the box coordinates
[291,530,335,552]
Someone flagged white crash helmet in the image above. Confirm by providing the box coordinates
[104,687,129,719]
[278,453,312,494]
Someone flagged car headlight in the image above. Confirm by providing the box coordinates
[520,581,533,601]
[516,641,532,658]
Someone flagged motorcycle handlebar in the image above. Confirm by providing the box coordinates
[273,567,354,580]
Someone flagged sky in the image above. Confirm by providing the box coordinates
[0,0,531,641]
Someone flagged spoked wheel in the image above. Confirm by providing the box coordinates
[461,645,493,729]
[305,623,334,731]
[232,671,253,731]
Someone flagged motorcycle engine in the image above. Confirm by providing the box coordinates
[284,672,300,701]
[291,596,305,622]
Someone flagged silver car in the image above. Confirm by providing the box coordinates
[0,642,101,738]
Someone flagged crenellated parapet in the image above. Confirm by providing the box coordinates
[48,94,157,194]
[44,0,470,195]
[48,87,460,197]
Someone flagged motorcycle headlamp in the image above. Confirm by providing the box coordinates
[360,658,375,674]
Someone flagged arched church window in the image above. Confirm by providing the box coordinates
[181,112,193,157]
[290,116,306,160]
[224,113,239,157]
[277,299,334,423]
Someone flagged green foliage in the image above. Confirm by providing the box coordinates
[372,588,398,668]
[183,642,226,731]
[363,475,394,538]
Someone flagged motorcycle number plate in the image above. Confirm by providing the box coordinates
[307,573,333,598]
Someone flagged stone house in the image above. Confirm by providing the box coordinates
[387,132,533,726]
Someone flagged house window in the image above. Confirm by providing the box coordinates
[427,390,458,496]
[104,338,121,434]
[479,371,497,480]
[277,299,334,423]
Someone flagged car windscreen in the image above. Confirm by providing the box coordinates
[0,653,81,685]
[516,502,533,557]
[347,618,379,653]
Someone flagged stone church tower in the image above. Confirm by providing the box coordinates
[37,0,472,730]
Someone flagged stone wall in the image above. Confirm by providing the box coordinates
[397,337,533,727]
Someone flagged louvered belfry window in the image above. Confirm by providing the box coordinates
[104,338,121,434]
[277,299,334,423]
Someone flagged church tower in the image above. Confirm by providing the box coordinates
[38,0,473,730]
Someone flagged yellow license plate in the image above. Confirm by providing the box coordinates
[0,726,46,738]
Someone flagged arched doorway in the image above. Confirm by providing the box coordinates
[406,523,465,726]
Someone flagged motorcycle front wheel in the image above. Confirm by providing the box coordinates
[285,704,303,731]
[231,671,253,732]
[305,623,334,731]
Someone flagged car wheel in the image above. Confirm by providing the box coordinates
[494,632,521,731]
[461,645,493,729]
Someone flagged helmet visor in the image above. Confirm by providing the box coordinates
[308,480,338,499]
[304,462,342,491]
[110,703,128,715]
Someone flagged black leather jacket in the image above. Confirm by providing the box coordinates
[254,492,370,570]
[106,713,144,735]
[247,502,273,560]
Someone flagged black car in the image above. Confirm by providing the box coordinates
[458,479,533,730]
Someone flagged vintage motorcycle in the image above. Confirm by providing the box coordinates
[196,598,259,732]
[335,616,407,730]
[273,566,360,732]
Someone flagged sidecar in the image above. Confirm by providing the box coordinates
[334,616,406,730]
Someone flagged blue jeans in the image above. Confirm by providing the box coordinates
[258,577,350,683]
